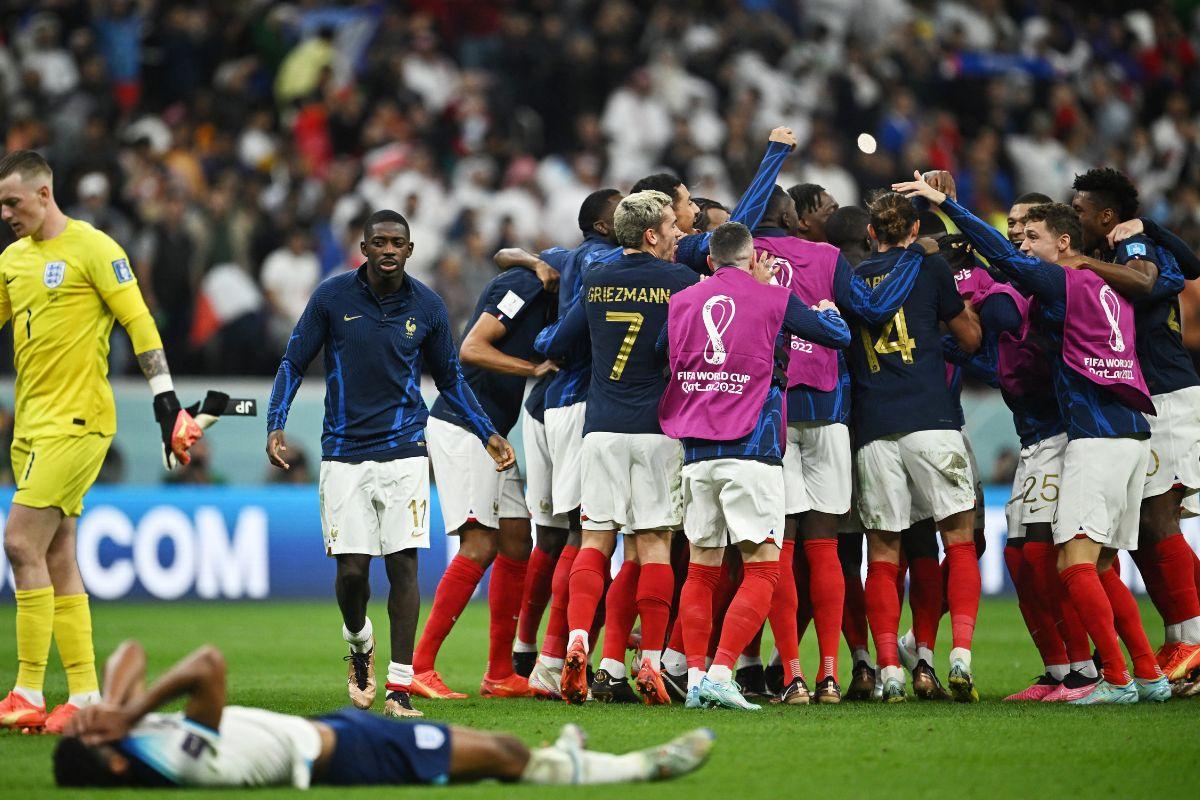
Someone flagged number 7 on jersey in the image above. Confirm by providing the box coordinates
[605,311,643,381]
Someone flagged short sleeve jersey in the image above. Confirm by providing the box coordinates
[843,249,966,446]
[430,267,553,436]
[0,218,147,438]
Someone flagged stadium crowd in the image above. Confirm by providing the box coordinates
[3,0,1200,376]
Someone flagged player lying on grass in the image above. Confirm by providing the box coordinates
[54,640,714,788]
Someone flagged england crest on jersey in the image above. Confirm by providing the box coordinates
[43,261,66,288]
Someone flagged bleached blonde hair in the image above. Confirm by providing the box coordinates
[614,190,672,249]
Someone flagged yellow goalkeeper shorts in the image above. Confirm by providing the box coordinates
[11,434,113,517]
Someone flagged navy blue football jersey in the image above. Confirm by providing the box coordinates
[538,252,700,435]
[843,249,966,447]
[430,267,553,436]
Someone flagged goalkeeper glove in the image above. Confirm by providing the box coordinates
[153,390,203,469]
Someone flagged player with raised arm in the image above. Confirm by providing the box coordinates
[266,210,515,719]
[54,640,714,789]
[661,222,851,710]
[0,151,202,734]
[1069,168,1200,683]
[750,186,926,703]
[898,172,1170,703]
[493,189,623,698]
[842,190,983,704]
[537,191,699,705]
[410,256,559,700]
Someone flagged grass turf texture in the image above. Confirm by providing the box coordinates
[2,598,1198,799]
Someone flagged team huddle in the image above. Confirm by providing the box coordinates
[4,121,1200,787]
[261,126,1200,718]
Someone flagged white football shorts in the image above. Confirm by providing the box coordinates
[1053,436,1149,551]
[783,421,852,516]
[544,401,586,516]
[683,458,785,549]
[319,456,430,556]
[1005,433,1067,540]
[580,431,682,532]
[854,429,975,532]
[427,417,527,533]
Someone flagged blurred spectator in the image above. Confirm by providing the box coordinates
[163,439,224,485]
[264,442,313,484]
[0,0,1198,378]
[261,229,321,352]
[990,448,1019,485]
[95,445,126,485]
[68,172,134,249]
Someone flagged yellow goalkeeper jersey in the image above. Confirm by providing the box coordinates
[0,218,162,439]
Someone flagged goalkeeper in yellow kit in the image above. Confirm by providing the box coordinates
[0,151,202,734]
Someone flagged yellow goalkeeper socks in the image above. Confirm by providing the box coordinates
[53,593,99,700]
[14,586,55,703]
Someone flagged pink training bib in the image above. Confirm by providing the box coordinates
[659,267,790,441]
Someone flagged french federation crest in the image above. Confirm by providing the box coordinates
[43,261,66,288]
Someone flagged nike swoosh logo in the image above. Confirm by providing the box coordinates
[4,276,14,284]
[1028,505,1047,514]
[344,314,363,322]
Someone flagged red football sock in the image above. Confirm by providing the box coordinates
[768,540,801,681]
[566,547,609,645]
[895,555,908,605]
[1131,545,1173,623]
[1025,541,1092,663]
[842,566,869,653]
[944,542,981,651]
[600,560,639,664]
[636,562,675,659]
[540,544,578,659]
[1060,563,1130,685]
[517,546,557,646]
[714,561,780,669]
[804,538,843,681]
[908,555,942,652]
[1193,548,1200,604]
[865,560,902,668]
[1005,543,1067,667]
[1157,534,1200,624]
[414,554,485,673]
[794,541,812,641]
[708,560,741,658]
[1099,566,1161,680]
[681,563,721,669]
[486,554,527,680]
[667,610,686,654]
[742,626,765,660]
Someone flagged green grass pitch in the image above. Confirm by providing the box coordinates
[2,598,1198,799]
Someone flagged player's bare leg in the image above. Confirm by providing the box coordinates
[937,508,981,702]
[2,503,67,730]
[514,525,567,677]
[562,530,617,704]
[632,530,674,705]
[481,518,534,698]
[865,530,906,702]
[383,549,422,717]
[332,554,377,710]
